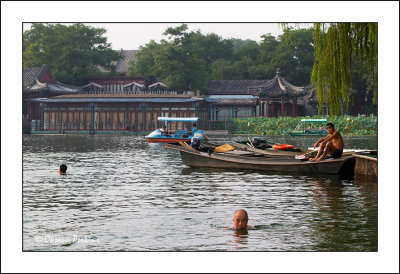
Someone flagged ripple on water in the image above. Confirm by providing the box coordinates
[23,135,377,251]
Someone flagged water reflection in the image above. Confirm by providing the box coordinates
[310,176,377,251]
[232,229,249,250]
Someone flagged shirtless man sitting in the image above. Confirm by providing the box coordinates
[310,123,344,162]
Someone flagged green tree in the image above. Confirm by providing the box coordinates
[210,59,240,80]
[155,25,208,91]
[234,40,259,62]
[129,24,231,92]
[23,23,120,85]
[257,34,280,65]
[310,23,377,116]
[259,29,314,85]
[128,40,161,76]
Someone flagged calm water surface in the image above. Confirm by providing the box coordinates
[23,134,377,251]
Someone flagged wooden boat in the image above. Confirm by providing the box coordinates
[145,117,209,143]
[289,118,328,136]
[165,143,355,174]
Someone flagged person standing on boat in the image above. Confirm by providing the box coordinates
[160,125,167,135]
[310,123,344,161]
[225,209,253,230]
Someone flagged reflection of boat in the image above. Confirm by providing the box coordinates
[145,117,209,143]
[165,143,355,174]
[289,119,328,136]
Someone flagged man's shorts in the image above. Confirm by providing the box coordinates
[332,149,343,159]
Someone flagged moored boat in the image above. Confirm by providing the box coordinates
[289,119,328,136]
[145,117,209,143]
[165,143,355,175]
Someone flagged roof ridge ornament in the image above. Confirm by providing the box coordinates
[276,67,280,74]
[277,75,286,91]
[36,79,47,88]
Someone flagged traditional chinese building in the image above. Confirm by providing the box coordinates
[205,80,269,121]
[31,93,203,133]
[23,64,81,132]
[26,64,204,133]
[248,68,308,117]
[205,68,308,120]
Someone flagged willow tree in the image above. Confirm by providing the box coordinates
[312,23,377,116]
[282,23,377,116]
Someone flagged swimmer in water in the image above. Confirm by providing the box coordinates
[225,209,253,230]
[59,164,67,174]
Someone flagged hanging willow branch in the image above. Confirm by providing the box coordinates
[311,23,377,116]
[281,23,377,116]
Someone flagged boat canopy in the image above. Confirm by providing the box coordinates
[300,119,327,123]
[158,117,199,122]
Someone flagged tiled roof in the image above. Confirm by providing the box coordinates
[206,80,270,95]
[26,82,82,94]
[23,64,55,89]
[53,94,193,98]
[206,98,258,106]
[123,82,145,89]
[31,97,203,104]
[23,67,42,89]
[305,84,358,104]
[98,49,138,74]
[205,95,259,105]
[148,82,169,91]
[249,68,307,97]
[23,65,81,94]
[82,83,105,89]
[116,50,138,73]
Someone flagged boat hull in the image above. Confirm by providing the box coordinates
[166,145,354,175]
[289,131,325,136]
[146,138,193,143]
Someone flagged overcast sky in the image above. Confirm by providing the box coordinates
[23,23,311,50]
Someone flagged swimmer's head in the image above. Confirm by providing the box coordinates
[59,164,67,174]
[233,209,249,229]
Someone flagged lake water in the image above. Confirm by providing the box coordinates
[23,134,377,251]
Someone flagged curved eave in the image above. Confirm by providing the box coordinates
[249,74,306,97]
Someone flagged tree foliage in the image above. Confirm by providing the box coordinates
[23,23,120,85]
[308,23,378,116]
[209,29,315,85]
[130,24,232,92]
[129,23,375,115]
[130,25,315,89]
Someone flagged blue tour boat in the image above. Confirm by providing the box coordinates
[145,117,209,143]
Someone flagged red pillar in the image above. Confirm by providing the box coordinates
[271,102,274,117]
[259,100,262,116]
[281,98,284,117]
[266,98,269,117]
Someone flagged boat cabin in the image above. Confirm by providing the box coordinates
[290,119,328,136]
